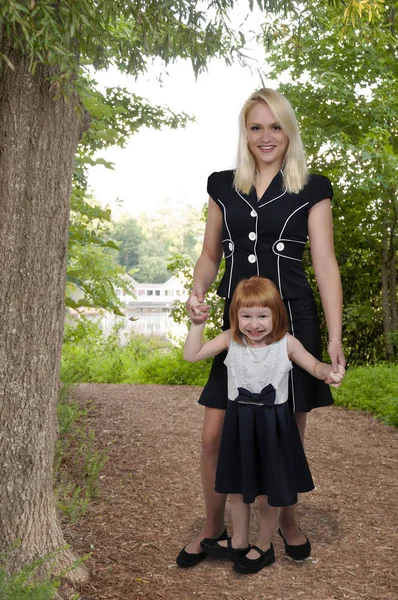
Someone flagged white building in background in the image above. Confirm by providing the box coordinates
[115,275,188,311]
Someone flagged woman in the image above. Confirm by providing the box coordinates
[176,88,345,567]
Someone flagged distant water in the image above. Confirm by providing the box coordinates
[84,309,188,345]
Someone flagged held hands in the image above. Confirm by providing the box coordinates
[323,363,345,388]
[186,288,209,324]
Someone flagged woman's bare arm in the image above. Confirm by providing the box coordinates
[308,199,346,370]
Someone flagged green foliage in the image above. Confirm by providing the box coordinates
[109,201,205,283]
[109,217,145,272]
[61,316,210,385]
[0,554,61,600]
[61,318,170,383]
[332,364,398,427]
[132,346,211,386]
[54,380,107,524]
[0,1,246,91]
[168,253,225,340]
[0,547,83,600]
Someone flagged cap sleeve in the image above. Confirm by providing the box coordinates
[308,174,333,208]
[207,171,220,202]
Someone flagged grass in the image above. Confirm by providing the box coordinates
[332,362,398,427]
[54,384,108,524]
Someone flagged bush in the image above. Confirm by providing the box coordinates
[61,318,209,385]
[332,363,398,427]
[131,346,211,385]
[0,549,82,600]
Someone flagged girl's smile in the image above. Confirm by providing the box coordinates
[238,306,273,347]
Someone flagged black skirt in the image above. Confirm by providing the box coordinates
[198,294,333,412]
[214,389,314,506]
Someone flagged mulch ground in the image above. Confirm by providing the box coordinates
[65,384,398,600]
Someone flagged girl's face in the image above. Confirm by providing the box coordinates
[238,306,273,347]
[246,102,288,171]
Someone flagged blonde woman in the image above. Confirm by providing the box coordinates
[176,88,345,567]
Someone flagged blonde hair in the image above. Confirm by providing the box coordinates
[234,88,309,194]
[229,276,289,345]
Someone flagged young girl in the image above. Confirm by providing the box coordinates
[184,276,345,574]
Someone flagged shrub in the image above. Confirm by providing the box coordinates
[332,363,398,427]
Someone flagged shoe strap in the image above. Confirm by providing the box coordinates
[251,544,273,556]
[250,545,265,556]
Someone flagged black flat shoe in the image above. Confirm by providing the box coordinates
[176,528,228,568]
[278,528,311,561]
[200,536,250,560]
[233,544,275,574]
[176,546,207,568]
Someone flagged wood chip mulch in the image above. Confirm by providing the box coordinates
[65,384,398,600]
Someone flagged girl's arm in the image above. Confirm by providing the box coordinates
[308,199,346,371]
[184,323,231,362]
[187,198,223,324]
[287,334,345,387]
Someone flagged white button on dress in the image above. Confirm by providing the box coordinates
[276,242,285,251]
[250,210,257,217]
[248,232,256,241]
[228,242,233,251]
[248,254,256,263]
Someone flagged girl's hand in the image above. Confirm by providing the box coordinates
[328,339,346,371]
[325,364,345,388]
[186,288,209,325]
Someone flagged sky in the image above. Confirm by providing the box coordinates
[86,6,273,219]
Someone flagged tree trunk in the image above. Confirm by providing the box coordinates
[0,40,89,585]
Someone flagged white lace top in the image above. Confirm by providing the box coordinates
[224,334,292,404]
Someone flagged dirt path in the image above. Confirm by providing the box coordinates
[66,384,398,600]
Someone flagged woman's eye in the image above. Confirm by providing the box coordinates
[250,125,261,131]
[272,124,281,131]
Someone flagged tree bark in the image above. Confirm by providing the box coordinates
[0,39,88,584]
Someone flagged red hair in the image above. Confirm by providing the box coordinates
[229,276,289,344]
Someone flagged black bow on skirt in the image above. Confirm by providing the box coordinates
[215,386,314,506]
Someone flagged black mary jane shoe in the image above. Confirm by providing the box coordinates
[278,528,311,561]
[176,528,228,568]
[200,535,250,560]
[233,544,275,574]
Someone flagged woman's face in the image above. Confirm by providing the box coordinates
[246,102,289,171]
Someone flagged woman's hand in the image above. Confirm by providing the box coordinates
[186,288,209,325]
[327,339,346,371]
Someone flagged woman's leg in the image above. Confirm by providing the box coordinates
[278,411,308,545]
[246,496,278,559]
[183,407,226,554]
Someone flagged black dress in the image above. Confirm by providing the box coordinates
[214,337,314,506]
[198,169,333,413]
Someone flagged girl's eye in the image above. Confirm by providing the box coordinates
[272,124,282,131]
[250,125,261,131]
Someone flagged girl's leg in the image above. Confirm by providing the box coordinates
[217,494,250,550]
[182,407,226,555]
[246,496,278,559]
[279,411,308,545]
